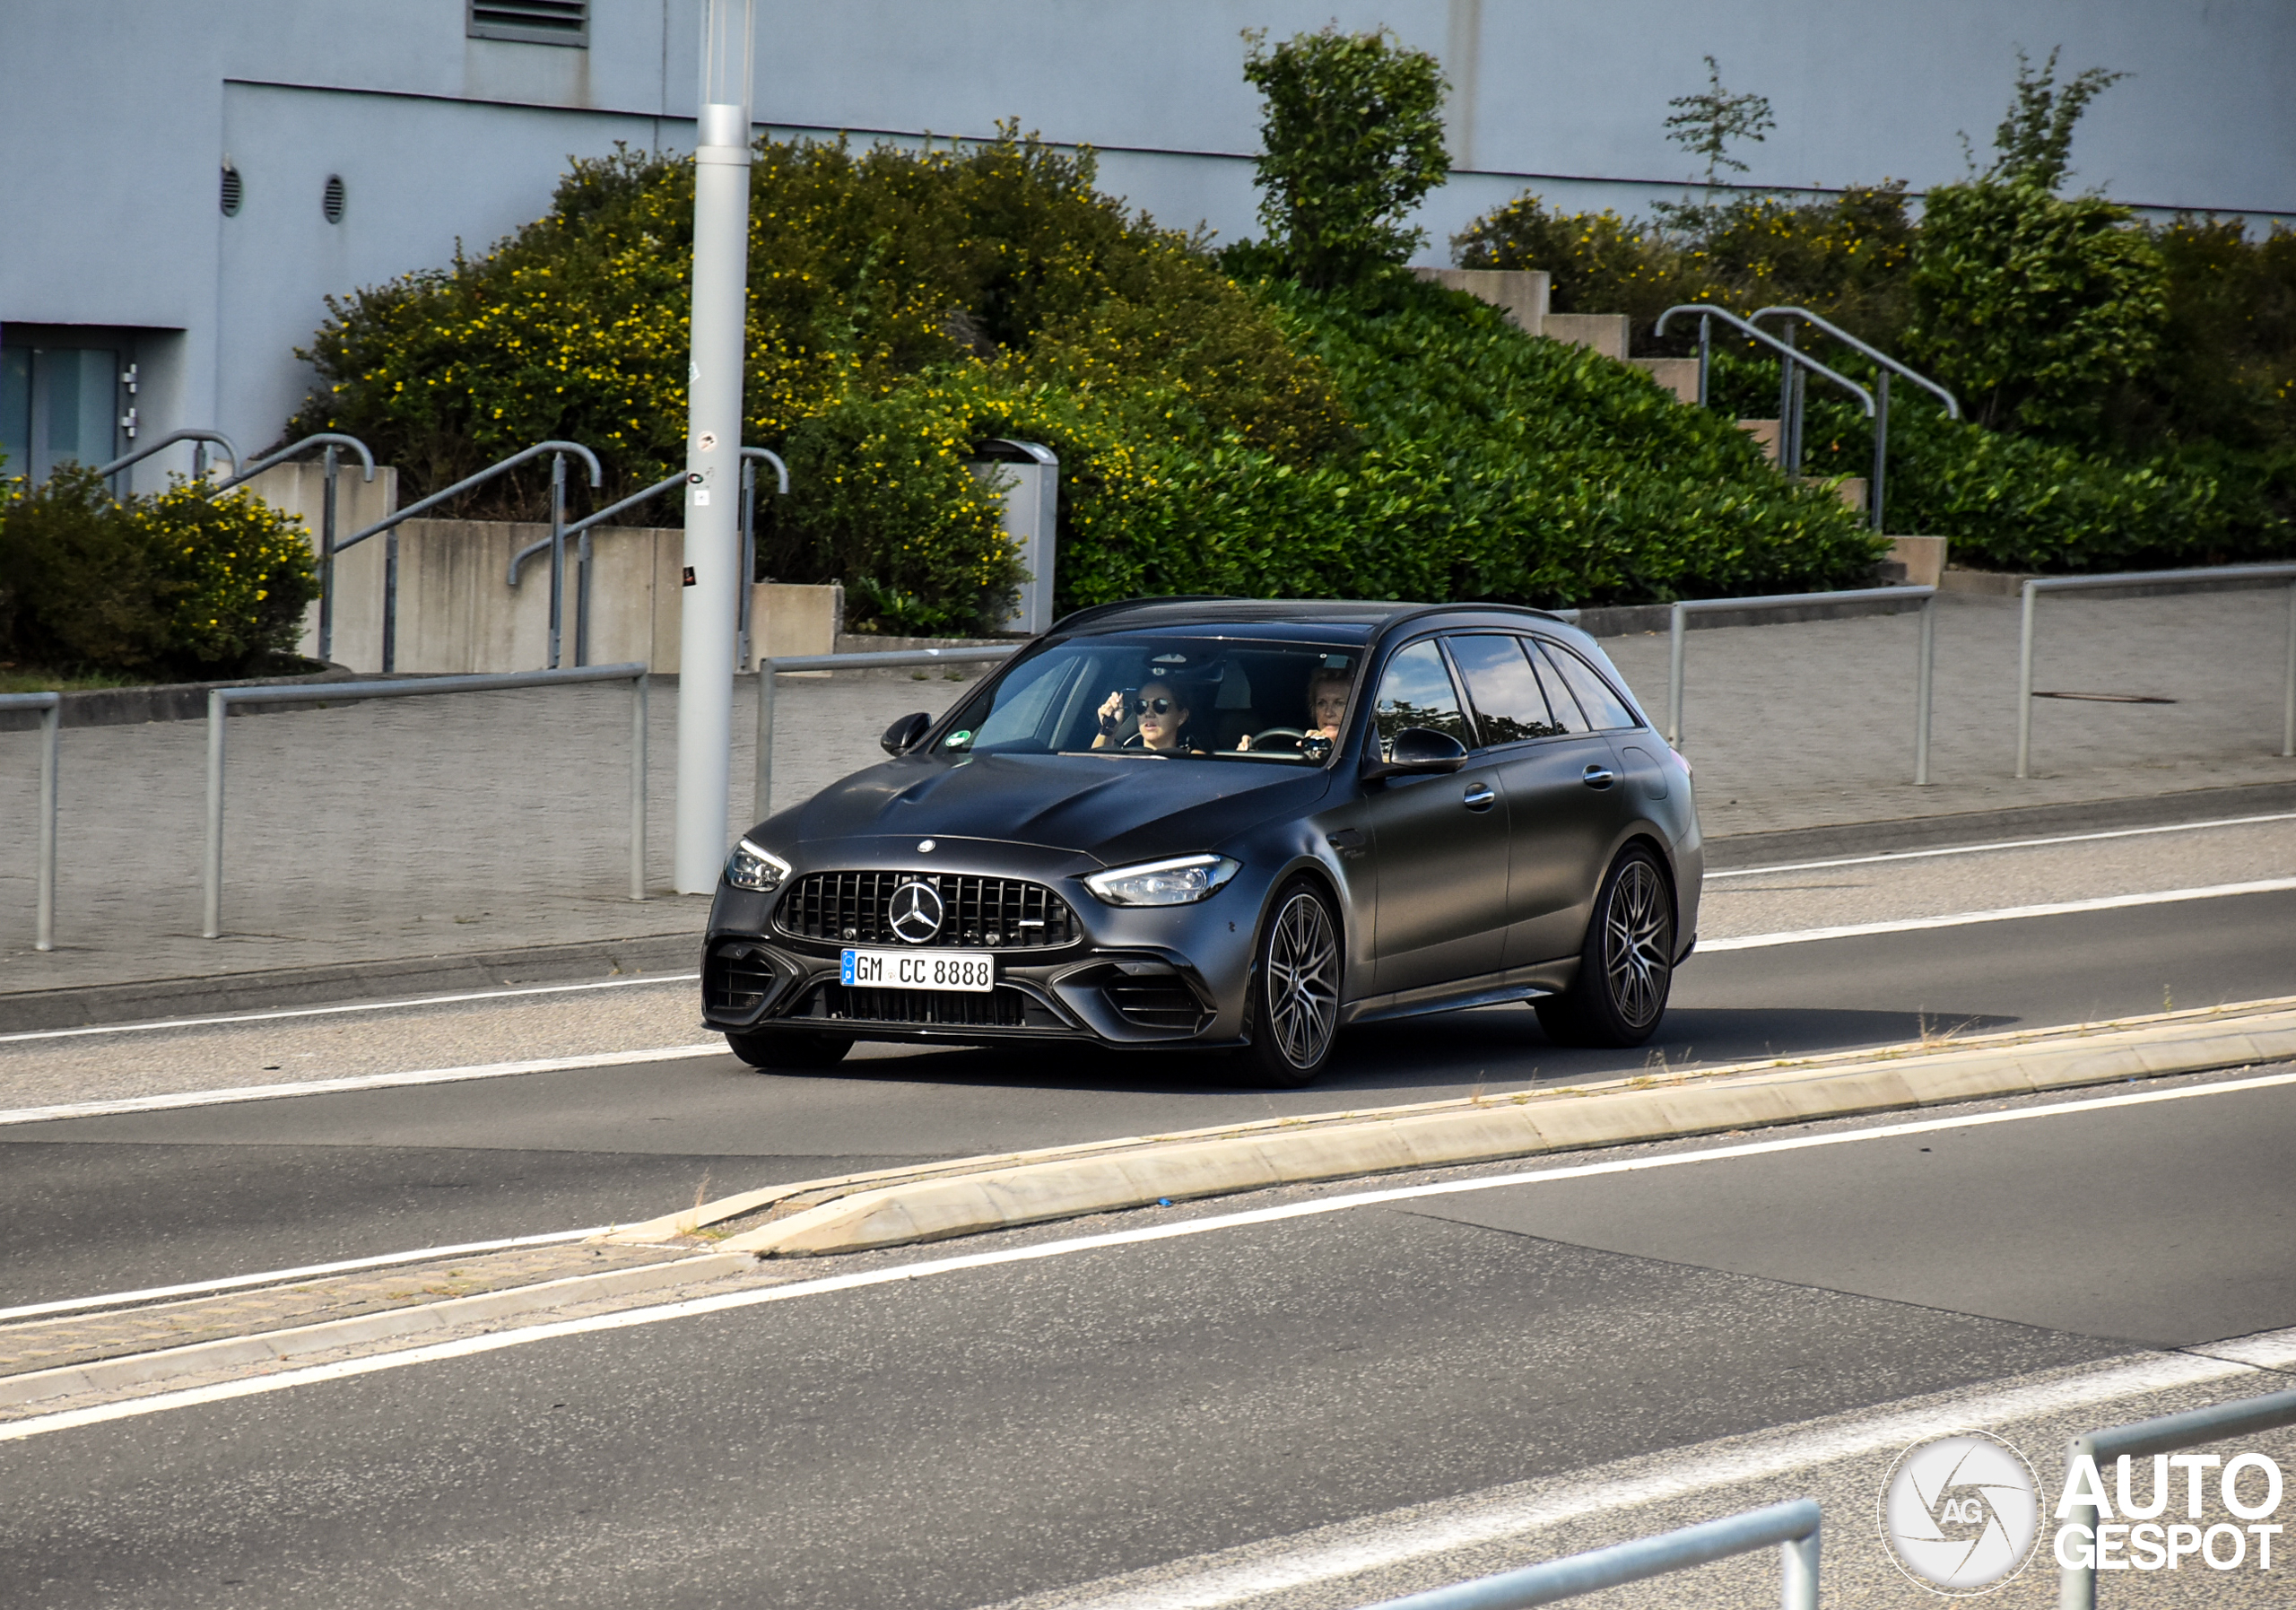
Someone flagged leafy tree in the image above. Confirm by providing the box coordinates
[1664,56,1775,188]
[1982,47,2126,192]
[1241,26,1450,290]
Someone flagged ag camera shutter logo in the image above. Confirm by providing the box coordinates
[1879,1431,2043,1594]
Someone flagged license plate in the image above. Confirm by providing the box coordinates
[840,948,995,992]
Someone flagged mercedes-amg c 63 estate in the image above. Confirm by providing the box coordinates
[701,598,1701,1085]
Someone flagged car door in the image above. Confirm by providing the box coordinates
[1444,633,1640,969]
[1358,637,1511,994]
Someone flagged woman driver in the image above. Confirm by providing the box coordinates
[1093,681,1197,752]
[1238,666,1352,752]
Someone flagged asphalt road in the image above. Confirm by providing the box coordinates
[4,883,2292,1310]
[3,1071,2291,1608]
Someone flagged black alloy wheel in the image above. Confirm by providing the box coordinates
[1241,879,1342,1087]
[1535,846,1675,1049]
[725,1029,855,1071]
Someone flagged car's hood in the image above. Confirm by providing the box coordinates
[784,753,1330,863]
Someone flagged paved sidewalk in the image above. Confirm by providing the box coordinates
[2,590,2291,1005]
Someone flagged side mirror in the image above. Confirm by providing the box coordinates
[1362,725,1468,780]
[881,711,932,755]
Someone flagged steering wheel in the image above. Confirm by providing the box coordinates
[1248,727,1307,751]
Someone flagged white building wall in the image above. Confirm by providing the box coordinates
[4,0,2289,490]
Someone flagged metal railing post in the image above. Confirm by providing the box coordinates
[2284,579,2295,758]
[2059,1385,2296,1610]
[4,693,63,952]
[2015,580,2039,779]
[1667,601,1687,744]
[631,673,649,901]
[1695,313,1710,407]
[318,444,341,664]
[203,688,227,939]
[383,526,402,674]
[1871,370,1890,534]
[1916,591,1935,785]
[754,657,777,823]
[547,453,568,671]
[737,456,758,673]
[1777,321,1797,468]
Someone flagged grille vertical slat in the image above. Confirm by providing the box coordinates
[776,871,1076,949]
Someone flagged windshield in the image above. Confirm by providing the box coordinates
[938,637,1363,763]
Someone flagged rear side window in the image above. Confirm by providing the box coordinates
[1370,640,1472,753]
[1535,640,1642,731]
[1446,635,1565,746]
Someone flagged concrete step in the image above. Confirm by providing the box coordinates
[1631,356,1699,402]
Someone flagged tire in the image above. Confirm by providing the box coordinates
[1535,846,1675,1049]
[725,1029,854,1070]
[1239,879,1343,1087]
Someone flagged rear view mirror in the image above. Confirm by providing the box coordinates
[881,711,932,755]
[1362,726,1468,779]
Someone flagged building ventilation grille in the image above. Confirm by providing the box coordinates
[219,164,243,217]
[322,175,346,225]
[468,0,589,47]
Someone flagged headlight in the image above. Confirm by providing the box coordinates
[1084,853,1240,907]
[724,837,791,892]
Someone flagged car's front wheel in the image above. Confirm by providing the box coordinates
[1535,846,1675,1049]
[725,1029,854,1071]
[1239,879,1342,1087]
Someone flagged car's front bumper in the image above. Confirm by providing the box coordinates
[699,838,1268,1050]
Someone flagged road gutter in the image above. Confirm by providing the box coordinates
[608,996,2296,1258]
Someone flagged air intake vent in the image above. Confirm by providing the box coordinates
[219,163,243,217]
[321,175,345,225]
[468,0,588,46]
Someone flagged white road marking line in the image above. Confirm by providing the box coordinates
[1701,876,2296,951]
[4,1066,2292,1443]
[0,971,702,1045]
[0,1042,726,1128]
[1022,1339,2296,1610]
[1707,810,2296,880]
[0,1227,612,1326]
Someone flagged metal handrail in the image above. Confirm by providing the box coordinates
[1359,1499,1820,1610]
[1,692,61,952]
[1750,307,1962,418]
[738,448,793,674]
[2058,1385,2296,1608]
[211,433,378,664]
[210,432,377,492]
[1669,585,1939,783]
[1655,305,1874,417]
[94,428,242,483]
[203,664,648,938]
[752,644,1023,821]
[2016,562,2296,777]
[335,440,603,673]
[505,468,687,669]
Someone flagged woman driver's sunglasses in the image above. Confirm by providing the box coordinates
[1127,696,1177,717]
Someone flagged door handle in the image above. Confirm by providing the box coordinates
[1581,763,1616,789]
[1462,781,1497,810]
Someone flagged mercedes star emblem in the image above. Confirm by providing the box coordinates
[888,880,944,944]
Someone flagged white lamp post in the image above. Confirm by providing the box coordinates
[675,0,756,894]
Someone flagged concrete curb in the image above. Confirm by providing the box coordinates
[0,1252,747,1411]
[618,999,2295,1259]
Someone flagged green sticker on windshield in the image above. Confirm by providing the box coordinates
[946,730,972,746]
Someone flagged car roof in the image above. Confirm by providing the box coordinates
[1048,596,1569,641]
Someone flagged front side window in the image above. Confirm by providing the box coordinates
[1446,634,1566,746]
[1370,640,1472,755]
[1536,640,1643,731]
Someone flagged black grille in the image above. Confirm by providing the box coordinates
[468,0,587,45]
[806,983,1031,1029]
[776,872,1078,949]
[704,943,779,1015]
[1104,978,1208,1031]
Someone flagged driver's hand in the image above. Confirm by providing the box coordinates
[1097,690,1125,734]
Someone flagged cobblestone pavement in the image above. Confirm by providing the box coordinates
[2,592,2290,998]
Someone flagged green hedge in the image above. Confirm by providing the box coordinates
[0,466,317,680]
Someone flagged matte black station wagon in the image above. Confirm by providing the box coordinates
[703,598,1702,1085]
